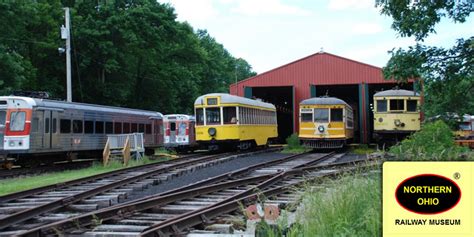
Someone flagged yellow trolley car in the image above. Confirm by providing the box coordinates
[194,93,278,150]
[299,97,354,148]
[373,89,421,145]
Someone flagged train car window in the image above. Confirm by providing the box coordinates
[9,111,26,131]
[207,98,218,105]
[0,111,5,126]
[84,121,94,134]
[196,109,204,125]
[170,122,176,131]
[31,117,39,133]
[407,100,418,112]
[60,119,71,133]
[301,113,312,122]
[314,109,329,123]
[330,109,343,122]
[389,99,404,111]
[146,124,152,134]
[376,100,387,112]
[114,122,122,134]
[73,120,83,133]
[139,124,145,133]
[131,123,138,132]
[45,118,50,133]
[105,122,113,134]
[223,107,237,124]
[95,121,104,134]
[123,123,130,133]
[52,118,57,133]
[206,108,220,125]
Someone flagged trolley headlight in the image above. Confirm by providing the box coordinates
[208,127,217,136]
[9,141,15,147]
[378,118,383,122]
[394,120,401,126]
[318,125,325,133]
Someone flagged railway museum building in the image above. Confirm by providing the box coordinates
[229,52,416,144]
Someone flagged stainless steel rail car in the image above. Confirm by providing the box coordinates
[163,114,198,153]
[0,96,163,166]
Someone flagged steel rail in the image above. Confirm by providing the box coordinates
[0,149,275,230]
[19,150,319,236]
[141,162,379,236]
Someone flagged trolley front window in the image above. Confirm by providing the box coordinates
[301,113,312,122]
[376,100,387,112]
[390,99,404,111]
[196,108,204,125]
[330,108,343,122]
[9,111,26,131]
[407,100,418,112]
[314,109,329,123]
[206,108,221,125]
[223,107,237,124]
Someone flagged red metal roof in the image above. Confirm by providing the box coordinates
[230,52,394,94]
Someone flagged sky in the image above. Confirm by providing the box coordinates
[158,0,473,73]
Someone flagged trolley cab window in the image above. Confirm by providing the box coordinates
[196,108,204,125]
[330,108,343,122]
[376,100,387,112]
[206,108,220,125]
[223,107,237,124]
[301,113,312,122]
[390,99,404,111]
[314,109,329,123]
[10,111,26,131]
[407,100,418,112]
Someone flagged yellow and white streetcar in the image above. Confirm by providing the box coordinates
[194,93,278,150]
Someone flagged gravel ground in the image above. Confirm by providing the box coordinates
[336,153,370,163]
[126,151,290,200]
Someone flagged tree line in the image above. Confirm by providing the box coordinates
[0,0,256,114]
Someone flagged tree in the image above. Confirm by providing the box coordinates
[376,0,473,120]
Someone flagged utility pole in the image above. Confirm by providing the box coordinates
[61,7,72,102]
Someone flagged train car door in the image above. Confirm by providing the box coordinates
[51,111,60,149]
[153,119,163,145]
[170,121,177,143]
[43,111,52,149]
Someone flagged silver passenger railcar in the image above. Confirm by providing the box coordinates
[163,114,197,153]
[0,96,164,166]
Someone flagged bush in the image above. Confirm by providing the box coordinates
[286,133,301,149]
[389,120,472,160]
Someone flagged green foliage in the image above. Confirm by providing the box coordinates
[283,133,308,153]
[389,120,472,160]
[0,1,255,114]
[286,133,300,149]
[286,174,381,237]
[376,0,473,41]
[377,1,473,121]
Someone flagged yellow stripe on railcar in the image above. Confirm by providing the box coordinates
[298,97,354,149]
[194,93,278,150]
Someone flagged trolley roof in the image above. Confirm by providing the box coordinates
[164,114,195,121]
[374,89,419,97]
[194,93,276,110]
[300,97,349,106]
[0,96,163,118]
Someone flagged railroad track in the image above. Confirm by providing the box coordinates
[0,159,95,180]
[11,152,380,236]
[0,148,283,234]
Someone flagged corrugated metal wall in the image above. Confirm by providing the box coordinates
[229,52,397,143]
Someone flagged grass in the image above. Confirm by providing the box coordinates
[260,172,381,237]
[0,156,169,196]
[350,144,376,155]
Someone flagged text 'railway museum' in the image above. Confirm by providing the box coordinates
[230,51,418,144]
